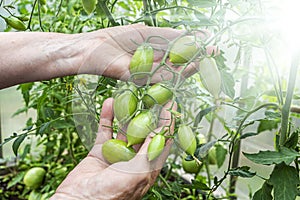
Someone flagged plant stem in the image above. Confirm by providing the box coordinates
[280,51,300,145]
[97,0,118,26]
[229,46,251,197]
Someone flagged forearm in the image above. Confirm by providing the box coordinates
[0,31,106,89]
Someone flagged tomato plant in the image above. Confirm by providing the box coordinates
[1,0,300,200]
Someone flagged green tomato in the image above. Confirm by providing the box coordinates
[177,125,197,155]
[113,84,138,123]
[82,0,97,14]
[208,146,217,165]
[39,0,47,5]
[23,167,46,189]
[169,36,199,64]
[28,190,42,200]
[129,43,154,79]
[198,57,221,98]
[142,83,173,108]
[4,16,27,31]
[182,157,201,174]
[102,139,136,164]
[147,134,165,161]
[126,111,157,146]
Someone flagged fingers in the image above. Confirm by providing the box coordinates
[158,101,177,129]
[94,98,114,145]
[130,101,177,170]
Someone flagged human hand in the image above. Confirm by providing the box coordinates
[50,98,177,200]
[78,24,216,84]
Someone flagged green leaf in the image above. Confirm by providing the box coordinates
[243,147,299,165]
[269,164,300,200]
[215,143,227,168]
[196,140,217,159]
[193,106,216,127]
[228,166,256,178]
[187,0,217,7]
[284,129,299,148]
[252,181,273,200]
[17,82,34,107]
[191,179,210,190]
[7,171,26,189]
[240,132,259,140]
[220,69,235,99]
[12,134,27,156]
[193,11,215,26]
[38,121,51,135]
[257,119,279,133]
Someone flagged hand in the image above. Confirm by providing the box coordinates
[78,24,214,84]
[50,98,177,200]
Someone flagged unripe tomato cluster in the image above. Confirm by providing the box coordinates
[102,82,173,163]
[102,35,222,169]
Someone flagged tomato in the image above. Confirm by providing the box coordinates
[39,0,46,5]
[113,84,138,123]
[177,125,197,155]
[142,83,173,108]
[126,111,157,146]
[102,139,136,164]
[28,190,42,200]
[23,167,46,189]
[147,134,165,161]
[182,156,201,174]
[208,146,217,165]
[198,57,221,98]
[82,0,97,14]
[169,36,199,64]
[4,16,27,31]
[17,15,29,21]
[41,5,48,13]
[129,43,154,79]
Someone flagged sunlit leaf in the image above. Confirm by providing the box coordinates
[187,0,217,7]
[220,69,235,99]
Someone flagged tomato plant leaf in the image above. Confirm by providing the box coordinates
[193,11,215,26]
[215,143,227,168]
[228,166,256,178]
[191,179,210,190]
[269,164,300,200]
[239,132,259,140]
[243,147,300,165]
[195,140,216,159]
[38,121,51,135]
[17,82,34,107]
[284,129,299,148]
[12,133,27,156]
[257,119,279,133]
[187,0,217,7]
[220,69,235,99]
[252,181,273,200]
[7,171,26,189]
[193,106,216,127]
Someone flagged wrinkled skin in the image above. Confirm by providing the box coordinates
[50,98,177,200]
